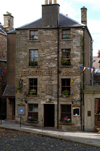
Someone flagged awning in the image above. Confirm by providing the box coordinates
[2,85,15,98]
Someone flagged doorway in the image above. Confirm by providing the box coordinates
[44,104,54,127]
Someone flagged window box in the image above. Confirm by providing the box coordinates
[61,60,71,65]
[29,61,38,66]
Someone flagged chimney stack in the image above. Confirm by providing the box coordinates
[42,1,60,27]
[81,6,87,25]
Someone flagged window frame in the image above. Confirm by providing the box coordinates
[62,29,70,39]
[61,104,71,120]
[28,104,38,120]
[29,49,38,66]
[61,79,71,95]
[61,49,71,65]
[29,78,37,95]
[29,30,38,40]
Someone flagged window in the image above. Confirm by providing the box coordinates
[29,50,38,66]
[28,104,38,120]
[62,29,70,39]
[29,79,37,95]
[61,49,71,65]
[61,79,70,95]
[73,107,80,116]
[30,30,38,40]
[61,105,71,119]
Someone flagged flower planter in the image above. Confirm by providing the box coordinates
[27,120,38,124]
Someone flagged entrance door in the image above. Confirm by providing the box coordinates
[44,104,54,127]
[95,99,100,126]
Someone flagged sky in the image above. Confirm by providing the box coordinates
[0,0,100,56]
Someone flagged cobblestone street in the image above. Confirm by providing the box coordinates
[0,128,100,151]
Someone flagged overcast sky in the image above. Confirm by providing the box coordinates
[0,0,100,56]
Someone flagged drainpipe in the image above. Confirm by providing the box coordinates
[82,26,85,131]
[57,20,59,129]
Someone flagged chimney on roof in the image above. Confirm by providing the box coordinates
[3,11,14,33]
[81,6,87,25]
[42,0,60,27]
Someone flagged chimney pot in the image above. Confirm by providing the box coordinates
[45,0,48,4]
[49,0,52,4]
[54,0,57,4]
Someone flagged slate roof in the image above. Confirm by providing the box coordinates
[3,85,15,97]
[14,13,83,31]
[7,29,16,34]
[0,27,7,35]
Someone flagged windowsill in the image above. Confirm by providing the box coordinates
[28,40,40,42]
[60,65,72,68]
[59,95,70,98]
[27,66,40,68]
[28,94,39,98]
[61,39,72,41]
[59,122,73,125]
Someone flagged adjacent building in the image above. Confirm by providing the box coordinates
[0,12,14,119]
[3,0,93,130]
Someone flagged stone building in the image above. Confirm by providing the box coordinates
[0,12,14,119]
[0,23,7,119]
[3,0,93,130]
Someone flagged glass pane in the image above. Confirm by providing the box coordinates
[34,35,38,40]
[62,50,66,58]
[29,104,33,111]
[33,104,38,112]
[67,79,70,86]
[63,30,67,34]
[62,105,67,112]
[34,51,38,57]
[66,105,71,112]
[66,50,70,58]
[30,79,33,86]
[30,50,35,61]
[34,79,37,86]
[66,30,70,34]
[31,31,34,35]
[34,31,38,35]
[63,35,67,39]
[34,58,38,61]
[62,79,66,86]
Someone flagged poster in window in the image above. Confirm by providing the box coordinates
[73,107,80,116]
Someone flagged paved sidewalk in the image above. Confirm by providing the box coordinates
[0,120,100,148]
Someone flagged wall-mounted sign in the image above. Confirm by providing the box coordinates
[18,104,25,115]
[73,106,80,116]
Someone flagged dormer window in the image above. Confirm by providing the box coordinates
[62,29,70,39]
[30,30,38,40]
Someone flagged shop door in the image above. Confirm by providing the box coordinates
[44,104,54,127]
[95,99,100,126]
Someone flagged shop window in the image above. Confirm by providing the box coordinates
[29,50,38,66]
[61,49,71,65]
[29,78,37,95]
[61,79,70,95]
[73,107,80,116]
[62,29,70,39]
[28,104,38,120]
[61,105,71,119]
[30,30,38,40]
